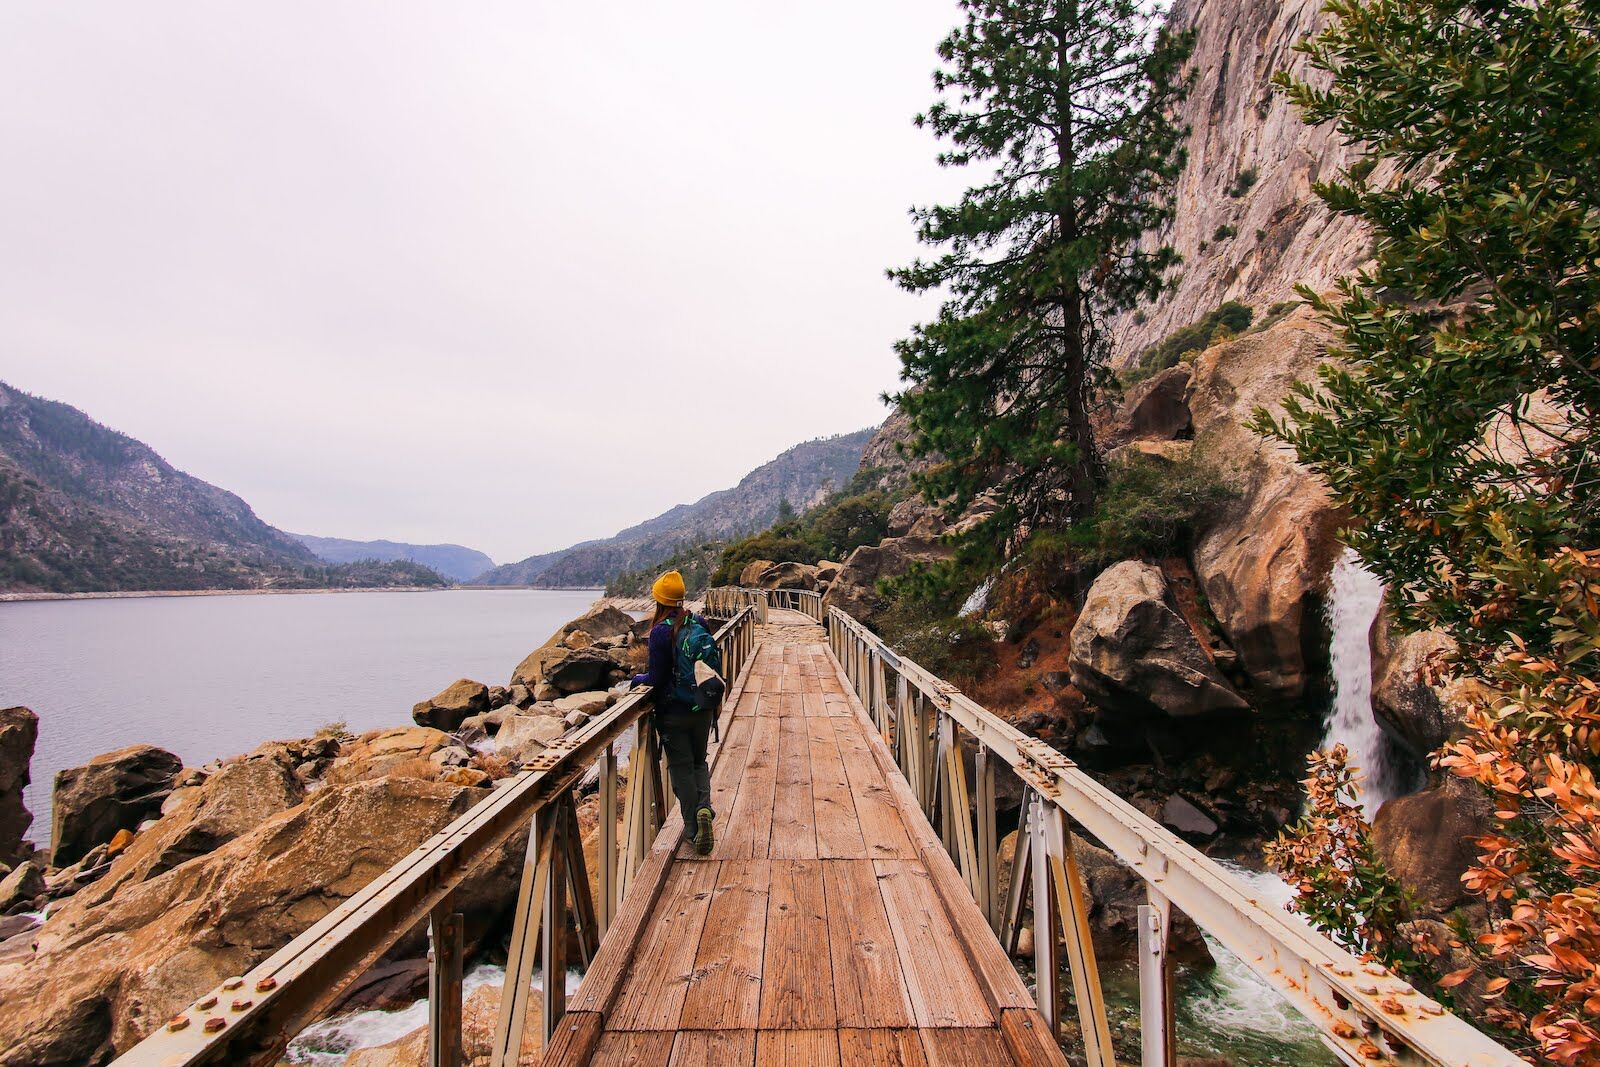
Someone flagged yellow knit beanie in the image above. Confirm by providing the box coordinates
[651,570,687,607]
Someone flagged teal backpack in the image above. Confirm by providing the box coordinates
[670,614,725,712]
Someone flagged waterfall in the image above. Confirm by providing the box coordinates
[1320,548,1401,814]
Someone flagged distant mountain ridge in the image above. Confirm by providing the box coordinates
[293,534,494,582]
[0,382,444,593]
[473,428,876,588]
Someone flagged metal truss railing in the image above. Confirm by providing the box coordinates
[108,606,759,1067]
[826,606,1525,1067]
[705,585,824,622]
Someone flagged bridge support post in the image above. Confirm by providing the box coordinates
[1138,891,1174,1067]
[540,800,569,1046]
[941,717,980,903]
[1027,795,1060,1035]
[1002,796,1033,955]
[427,904,463,1067]
[563,799,598,969]
[599,743,617,937]
[976,747,998,932]
[1038,800,1115,1067]
[618,718,661,903]
[491,805,557,1067]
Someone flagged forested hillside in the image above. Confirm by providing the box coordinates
[473,428,875,588]
[0,382,446,593]
[293,534,493,582]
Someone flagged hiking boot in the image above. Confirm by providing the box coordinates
[693,807,715,855]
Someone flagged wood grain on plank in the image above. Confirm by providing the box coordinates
[707,715,753,837]
[808,718,867,859]
[826,654,1035,1013]
[539,1010,604,1066]
[997,1007,1071,1067]
[753,1029,842,1067]
[608,860,720,1030]
[769,715,817,860]
[669,1029,758,1066]
[874,860,993,1028]
[758,859,836,1031]
[836,1029,931,1067]
[681,859,771,1029]
[830,718,916,860]
[823,860,915,1028]
[589,1029,676,1066]
[721,715,778,858]
[567,812,683,1015]
[918,1027,1017,1066]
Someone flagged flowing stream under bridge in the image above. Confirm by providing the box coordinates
[109,592,1525,1067]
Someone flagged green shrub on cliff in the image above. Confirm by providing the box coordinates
[708,487,895,585]
[1137,301,1254,373]
[1065,449,1237,566]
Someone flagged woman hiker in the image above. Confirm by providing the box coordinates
[631,570,721,855]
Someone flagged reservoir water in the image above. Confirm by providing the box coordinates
[0,588,601,845]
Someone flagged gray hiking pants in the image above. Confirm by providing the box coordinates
[655,702,713,819]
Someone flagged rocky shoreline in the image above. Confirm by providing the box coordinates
[0,600,649,1065]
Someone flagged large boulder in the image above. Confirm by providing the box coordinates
[756,561,818,591]
[509,606,635,690]
[0,860,44,913]
[322,727,452,786]
[496,713,566,762]
[74,751,306,905]
[411,678,490,732]
[0,775,492,1065]
[552,605,634,647]
[1116,364,1192,441]
[0,708,38,866]
[738,559,777,587]
[1372,776,1493,916]
[50,745,183,869]
[512,645,626,695]
[887,496,947,539]
[1188,308,1346,703]
[1370,609,1482,760]
[823,535,954,626]
[1069,561,1246,719]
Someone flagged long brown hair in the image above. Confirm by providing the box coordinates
[651,602,687,641]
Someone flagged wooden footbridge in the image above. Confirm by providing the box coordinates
[112,590,1525,1067]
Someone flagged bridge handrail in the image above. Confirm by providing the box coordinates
[706,585,823,622]
[109,606,761,1067]
[703,585,769,623]
[826,606,1524,1067]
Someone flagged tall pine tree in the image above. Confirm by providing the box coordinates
[890,0,1192,554]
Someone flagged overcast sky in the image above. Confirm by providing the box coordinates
[0,2,970,563]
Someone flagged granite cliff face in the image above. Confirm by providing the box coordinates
[1110,0,1370,360]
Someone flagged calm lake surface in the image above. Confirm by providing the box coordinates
[0,588,601,844]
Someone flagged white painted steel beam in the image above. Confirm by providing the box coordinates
[825,607,1526,1067]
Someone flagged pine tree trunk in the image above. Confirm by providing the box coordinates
[1055,10,1100,522]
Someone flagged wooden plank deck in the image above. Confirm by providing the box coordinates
[547,620,1066,1067]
